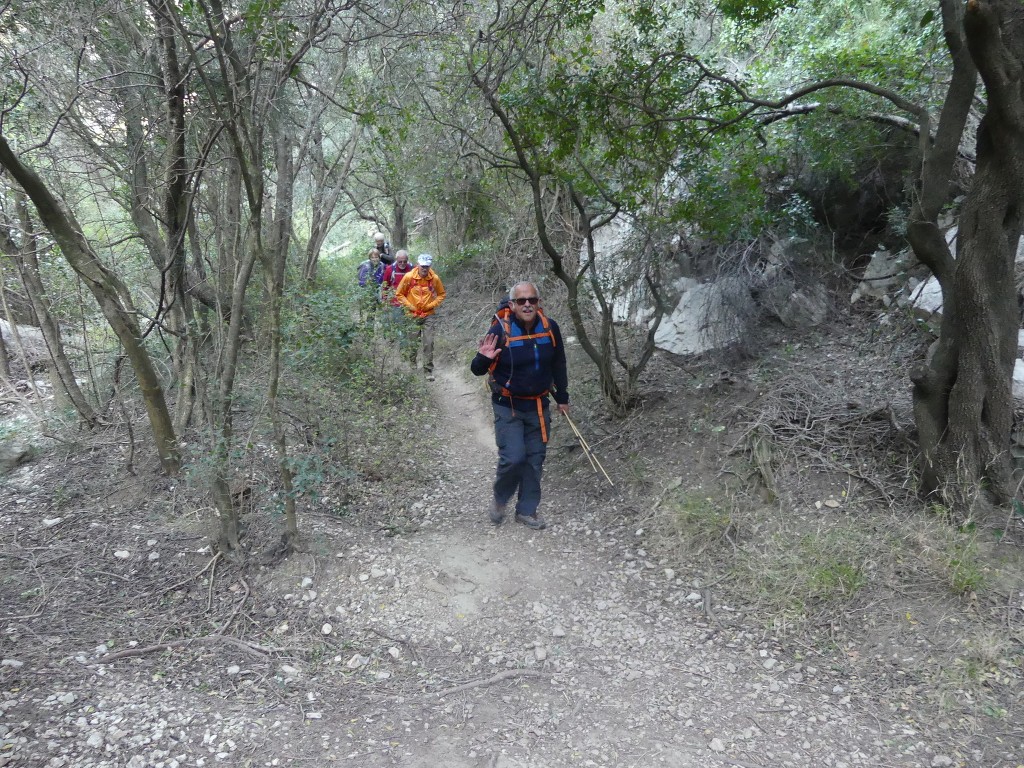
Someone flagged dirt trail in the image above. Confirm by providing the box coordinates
[292,362,958,768]
[0,362,991,768]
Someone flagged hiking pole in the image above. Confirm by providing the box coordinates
[562,412,614,487]
[560,410,592,468]
[568,419,601,474]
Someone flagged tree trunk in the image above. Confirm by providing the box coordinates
[11,192,99,425]
[392,198,408,250]
[0,136,180,473]
[911,0,1024,510]
[302,124,362,284]
[153,0,194,429]
[0,322,9,381]
[266,130,299,554]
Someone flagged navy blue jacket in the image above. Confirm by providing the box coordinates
[471,314,569,406]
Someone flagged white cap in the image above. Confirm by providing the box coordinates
[417,253,433,266]
[373,231,385,240]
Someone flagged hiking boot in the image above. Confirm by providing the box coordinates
[489,498,507,525]
[515,512,547,530]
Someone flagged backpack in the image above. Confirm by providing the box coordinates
[383,262,413,289]
[488,298,557,363]
[375,241,394,265]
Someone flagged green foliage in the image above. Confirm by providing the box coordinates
[443,240,493,274]
[944,538,986,595]
[668,142,775,241]
[701,0,946,237]
[717,0,795,26]
[284,284,360,376]
[756,528,871,614]
[663,490,736,552]
[806,557,865,600]
[240,0,299,62]
[912,516,990,596]
[482,5,718,215]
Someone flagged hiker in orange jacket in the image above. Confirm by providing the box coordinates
[395,253,446,380]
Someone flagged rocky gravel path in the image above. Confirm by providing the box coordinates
[0,365,1000,767]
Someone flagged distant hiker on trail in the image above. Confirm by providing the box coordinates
[381,249,414,307]
[395,253,446,381]
[471,281,569,531]
[357,248,384,288]
[372,232,395,265]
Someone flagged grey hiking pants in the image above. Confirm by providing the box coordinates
[404,315,435,374]
[492,400,550,518]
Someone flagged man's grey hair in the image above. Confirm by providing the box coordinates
[396,249,409,259]
[508,281,540,301]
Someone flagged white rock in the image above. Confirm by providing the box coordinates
[664,568,675,581]
[552,626,566,638]
[931,757,953,768]
[1013,359,1024,402]
[300,577,313,588]
[345,654,368,669]
[654,279,747,356]
[148,551,160,561]
[279,664,300,678]
[86,731,104,748]
[0,659,24,668]
[534,647,548,662]
[321,623,333,635]
[226,666,241,676]
[388,647,401,660]
[851,248,907,302]
[113,550,131,559]
[909,276,943,322]
[763,658,777,670]
[708,738,726,753]
[305,712,322,720]
[42,517,62,528]
[685,592,702,601]
[56,692,75,705]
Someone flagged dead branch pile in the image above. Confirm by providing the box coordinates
[735,373,917,506]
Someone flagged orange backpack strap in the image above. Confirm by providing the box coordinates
[501,312,555,345]
[486,314,513,375]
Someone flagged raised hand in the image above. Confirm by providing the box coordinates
[478,333,502,359]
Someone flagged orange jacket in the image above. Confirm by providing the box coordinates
[395,268,446,317]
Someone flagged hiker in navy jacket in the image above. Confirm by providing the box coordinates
[471,281,569,530]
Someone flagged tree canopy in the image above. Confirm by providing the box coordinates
[2,0,1022,545]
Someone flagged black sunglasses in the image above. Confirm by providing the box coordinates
[513,296,539,306]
